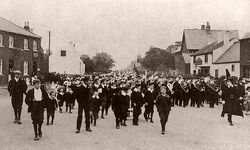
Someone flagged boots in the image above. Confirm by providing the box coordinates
[161,122,166,135]
[150,113,154,123]
[33,124,39,141]
[116,118,120,129]
[17,109,22,124]
[38,124,42,138]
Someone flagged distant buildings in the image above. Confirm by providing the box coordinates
[0,17,48,85]
[49,42,85,75]
[174,22,244,78]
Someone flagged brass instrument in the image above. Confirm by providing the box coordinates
[206,80,220,92]
[194,82,203,92]
[180,81,189,93]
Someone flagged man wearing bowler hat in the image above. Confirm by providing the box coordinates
[8,70,27,124]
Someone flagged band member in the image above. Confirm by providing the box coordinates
[112,88,121,129]
[179,79,189,107]
[121,87,130,126]
[205,78,219,108]
[172,77,181,106]
[25,79,49,141]
[155,86,172,135]
[46,91,58,125]
[144,83,157,123]
[221,78,243,126]
[90,88,101,126]
[8,70,27,124]
[75,77,92,133]
[131,84,144,125]
[105,83,113,116]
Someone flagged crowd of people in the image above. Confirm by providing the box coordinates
[7,69,250,141]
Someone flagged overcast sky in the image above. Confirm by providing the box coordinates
[0,0,249,69]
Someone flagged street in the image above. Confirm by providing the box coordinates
[1,88,250,150]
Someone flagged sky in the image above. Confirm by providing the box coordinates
[0,0,249,69]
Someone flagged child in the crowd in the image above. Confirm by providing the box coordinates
[47,91,58,125]
[65,86,74,113]
[244,87,250,115]
[57,87,66,113]
[90,88,101,126]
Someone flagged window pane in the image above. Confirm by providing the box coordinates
[0,59,2,74]
[0,34,3,46]
[33,41,37,50]
[24,39,29,50]
[23,61,28,75]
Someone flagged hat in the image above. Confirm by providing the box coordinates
[13,70,21,74]
[33,79,41,84]
[160,85,167,90]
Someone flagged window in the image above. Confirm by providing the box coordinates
[9,36,14,48]
[215,69,219,78]
[0,34,3,46]
[61,50,66,56]
[23,60,28,75]
[0,59,3,74]
[231,64,235,72]
[243,68,250,78]
[33,40,37,51]
[24,39,29,50]
[205,54,208,63]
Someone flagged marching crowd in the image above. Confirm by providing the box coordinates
[7,70,250,141]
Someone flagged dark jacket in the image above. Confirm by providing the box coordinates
[75,85,91,106]
[221,86,243,117]
[155,94,172,112]
[8,78,27,96]
[47,98,58,110]
[144,90,157,106]
[131,91,144,107]
[90,97,101,112]
[25,88,50,113]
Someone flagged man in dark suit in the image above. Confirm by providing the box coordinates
[8,70,27,124]
[131,84,144,125]
[25,79,49,141]
[75,77,92,133]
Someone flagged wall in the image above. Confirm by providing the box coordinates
[49,49,85,75]
[190,53,212,75]
[174,52,186,75]
[211,63,240,77]
[240,38,250,77]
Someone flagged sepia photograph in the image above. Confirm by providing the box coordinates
[0,0,250,149]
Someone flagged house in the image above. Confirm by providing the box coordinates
[190,33,240,78]
[49,42,85,75]
[175,22,239,76]
[240,33,250,78]
[0,17,49,85]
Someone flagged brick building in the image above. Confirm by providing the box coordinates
[0,17,48,85]
[240,34,250,78]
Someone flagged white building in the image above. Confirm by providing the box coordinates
[49,43,85,74]
[190,31,240,78]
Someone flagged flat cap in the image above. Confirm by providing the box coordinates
[13,70,21,74]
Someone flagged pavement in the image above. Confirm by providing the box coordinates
[0,88,250,150]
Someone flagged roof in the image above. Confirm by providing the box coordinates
[184,29,238,50]
[0,17,41,38]
[191,41,224,56]
[182,53,190,63]
[241,33,250,40]
[214,41,240,64]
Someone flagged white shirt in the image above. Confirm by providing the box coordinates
[34,88,42,101]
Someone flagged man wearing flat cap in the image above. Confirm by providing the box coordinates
[8,70,27,124]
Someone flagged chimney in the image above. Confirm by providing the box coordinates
[206,22,211,32]
[24,21,30,31]
[201,25,205,30]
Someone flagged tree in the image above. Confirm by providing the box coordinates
[92,52,115,73]
[141,46,174,72]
